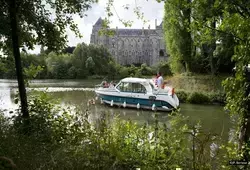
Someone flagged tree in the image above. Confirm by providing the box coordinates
[1,0,97,118]
[85,57,95,74]
[192,0,250,160]
[72,43,89,78]
[163,0,193,73]
[191,0,226,75]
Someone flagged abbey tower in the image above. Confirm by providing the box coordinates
[90,18,168,66]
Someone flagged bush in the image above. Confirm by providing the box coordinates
[175,90,226,105]
[209,92,226,104]
[139,63,154,76]
[187,92,210,104]
[119,67,130,78]
[0,92,238,169]
[175,90,189,102]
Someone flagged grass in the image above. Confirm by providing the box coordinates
[163,74,229,105]
[164,73,229,93]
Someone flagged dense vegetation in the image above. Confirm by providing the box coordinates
[0,43,172,80]
[0,0,250,168]
[163,0,235,75]
[0,92,239,169]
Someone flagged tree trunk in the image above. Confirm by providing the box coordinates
[209,1,216,75]
[183,0,192,73]
[9,0,29,118]
[185,62,190,73]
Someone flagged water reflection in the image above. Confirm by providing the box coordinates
[0,88,18,116]
[0,79,101,88]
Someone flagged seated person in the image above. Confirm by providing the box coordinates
[102,81,109,88]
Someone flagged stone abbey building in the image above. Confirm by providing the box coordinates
[90,18,168,66]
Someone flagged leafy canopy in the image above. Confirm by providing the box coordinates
[0,0,98,53]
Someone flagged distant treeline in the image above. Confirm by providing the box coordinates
[0,43,172,80]
[0,41,233,80]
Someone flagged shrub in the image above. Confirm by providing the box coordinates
[139,63,154,76]
[119,67,130,78]
[67,66,77,78]
[175,90,189,102]
[158,61,173,76]
[0,92,238,169]
[187,92,210,104]
[209,92,226,104]
[134,71,142,78]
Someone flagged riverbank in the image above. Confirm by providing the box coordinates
[165,74,228,105]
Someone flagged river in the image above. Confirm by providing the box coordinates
[0,79,232,140]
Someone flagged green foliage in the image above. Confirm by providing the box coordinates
[209,92,226,104]
[175,89,225,105]
[175,90,188,103]
[156,61,173,76]
[138,63,153,76]
[24,64,43,79]
[162,0,235,75]
[0,0,98,53]
[119,67,130,78]
[187,92,210,104]
[106,60,121,79]
[0,56,16,78]
[85,57,95,68]
[0,95,232,169]
[210,0,250,159]
[163,0,193,73]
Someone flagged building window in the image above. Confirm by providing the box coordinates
[159,49,164,56]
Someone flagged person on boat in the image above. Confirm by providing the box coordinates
[102,81,109,88]
[154,73,159,87]
[109,81,114,88]
[157,72,164,89]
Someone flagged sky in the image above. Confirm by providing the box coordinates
[29,0,165,54]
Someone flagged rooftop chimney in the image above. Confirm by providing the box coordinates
[155,19,157,28]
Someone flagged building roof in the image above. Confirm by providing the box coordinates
[94,17,103,26]
[159,21,163,27]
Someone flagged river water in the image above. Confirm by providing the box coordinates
[0,79,232,140]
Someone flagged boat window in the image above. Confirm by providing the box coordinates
[117,82,132,92]
[131,83,146,93]
[117,82,146,93]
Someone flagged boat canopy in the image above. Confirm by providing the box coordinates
[120,77,148,83]
[117,77,154,93]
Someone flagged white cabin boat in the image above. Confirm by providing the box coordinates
[95,77,179,112]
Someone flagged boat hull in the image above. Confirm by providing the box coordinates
[96,92,176,112]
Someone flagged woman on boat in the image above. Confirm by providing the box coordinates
[153,73,159,87]
[157,72,164,89]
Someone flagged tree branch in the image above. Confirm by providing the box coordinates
[191,16,244,42]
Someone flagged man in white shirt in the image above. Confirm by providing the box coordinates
[157,72,164,89]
